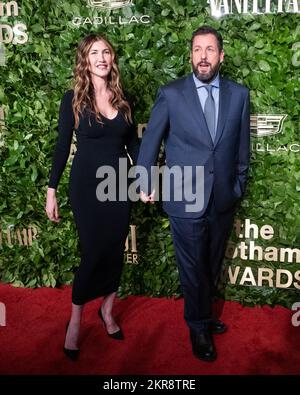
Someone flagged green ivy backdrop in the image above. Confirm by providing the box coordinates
[0,0,299,307]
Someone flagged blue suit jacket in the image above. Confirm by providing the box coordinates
[137,73,250,218]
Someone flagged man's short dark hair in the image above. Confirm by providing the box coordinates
[191,26,223,52]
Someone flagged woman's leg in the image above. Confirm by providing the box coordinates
[100,292,121,334]
[64,303,84,350]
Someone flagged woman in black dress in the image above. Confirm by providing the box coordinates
[45,34,139,360]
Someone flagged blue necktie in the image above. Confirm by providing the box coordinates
[204,85,216,141]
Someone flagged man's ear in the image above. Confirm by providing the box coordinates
[220,50,225,63]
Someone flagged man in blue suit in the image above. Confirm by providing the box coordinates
[137,26,250,361]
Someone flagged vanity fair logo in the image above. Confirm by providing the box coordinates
[250,114,299,153]
[209,0,300,17]
[0,1,28,44]
[72,0,150,26]
[125,224,138,264]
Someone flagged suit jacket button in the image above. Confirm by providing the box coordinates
[209,170,214,174]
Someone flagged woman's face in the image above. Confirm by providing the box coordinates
[88,40,113,79]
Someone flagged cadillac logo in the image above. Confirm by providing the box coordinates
[87,0,133,9]
[250,114,287,137]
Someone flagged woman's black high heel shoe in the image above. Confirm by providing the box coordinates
[98,307,124,340]
[63,322,80,361]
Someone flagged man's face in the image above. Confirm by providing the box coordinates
[191,33,224,83]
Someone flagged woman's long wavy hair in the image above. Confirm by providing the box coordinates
[72,34,132,129]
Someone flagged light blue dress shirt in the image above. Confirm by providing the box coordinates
[192,73,220,134]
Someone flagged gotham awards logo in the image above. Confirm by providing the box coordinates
[87,0,133,9]
[0,1,28,45]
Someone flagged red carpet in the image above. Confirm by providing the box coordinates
[0,282,299,375]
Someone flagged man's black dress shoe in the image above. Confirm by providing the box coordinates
[211,320,227,334]
[190,330,217,362]
[63,322,80,361]
[98,307,124,340]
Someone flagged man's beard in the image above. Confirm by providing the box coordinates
[193,60,221,83]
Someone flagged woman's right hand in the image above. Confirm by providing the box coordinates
[45,188,60,222]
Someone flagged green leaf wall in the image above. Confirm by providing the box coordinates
[0,0,299,307]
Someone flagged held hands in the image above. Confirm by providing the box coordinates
[45,188,60,223]
[140,190,155,204]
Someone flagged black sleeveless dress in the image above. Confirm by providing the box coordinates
[49,90,139,304]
